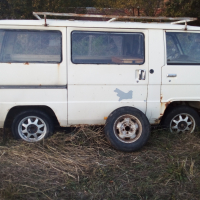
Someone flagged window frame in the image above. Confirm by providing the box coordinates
[0,29,63,64]
[71,30,145,65]
[166,31,200,66]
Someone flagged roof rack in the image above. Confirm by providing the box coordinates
[33,12,197,29]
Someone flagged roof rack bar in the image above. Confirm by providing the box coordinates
[33,12,41,20]
[171,19,195,24]
[171,19,196,30]
[44,14,47,26]
[107,18,117,23]
[33,12,197,23]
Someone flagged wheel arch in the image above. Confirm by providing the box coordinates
[160,101,200,124]
[4,105,60,128]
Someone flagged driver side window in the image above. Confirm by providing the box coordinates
[166,34,180,63]
[166,32,200,65]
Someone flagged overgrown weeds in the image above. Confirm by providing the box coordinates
[0,126,200,200]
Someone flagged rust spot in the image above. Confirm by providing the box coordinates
[24,62,29,65]
[165,101,171,108]
[57,64,60,67]
[7,62,11,64]
[104,117,108,120]
[160,94,163,102]
[154,115,163,124]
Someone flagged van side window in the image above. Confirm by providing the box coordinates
[0,30,62,63]
[71,31,145,65]
[166,32,200,65]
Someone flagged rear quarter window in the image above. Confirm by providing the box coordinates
[0,30,62,63]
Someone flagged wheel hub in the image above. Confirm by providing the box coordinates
[125,126,131,132]
[177,121,187,130]
[118,119,137,138]
[27,124,38,134]
[114,115,142,143]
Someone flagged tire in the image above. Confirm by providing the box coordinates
[161,106,200,133]
[104,107,150,152]
[12,110,54,142]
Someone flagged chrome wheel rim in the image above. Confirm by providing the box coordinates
[113,114,142,143]
[18,116,47,142]
[170,113,195,133]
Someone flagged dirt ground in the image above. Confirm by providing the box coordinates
[0,126,200,200]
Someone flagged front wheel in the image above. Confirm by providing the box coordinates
[12,110,54,142]
[161,106,200,133]
[104,107,150,152]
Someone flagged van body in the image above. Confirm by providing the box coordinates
[1,18,200,151]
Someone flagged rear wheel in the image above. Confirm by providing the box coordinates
[12,110,53,142]
[104,107,150,152]
[162,106,200,133]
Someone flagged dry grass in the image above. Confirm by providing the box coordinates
[0,126,200,200]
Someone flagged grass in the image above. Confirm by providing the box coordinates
[0,126,200,200]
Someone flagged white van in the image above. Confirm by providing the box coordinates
[0,12,200,151]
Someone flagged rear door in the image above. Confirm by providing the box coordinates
[67,27,149,125]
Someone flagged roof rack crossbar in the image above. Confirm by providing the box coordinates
[33,12,197,27]
[107,18,117,23]
[33,12,42,20]
[171,19,196,30]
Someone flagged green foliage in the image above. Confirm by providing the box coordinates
[165,0,200,18]
[95,0,164,16]
[0,0,96,19]
[165,0,200,25]
[140,0,164,16]
[0,0,164,19]
[0,0,200,24]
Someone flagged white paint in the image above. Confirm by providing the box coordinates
[0,19,199,129]
[146,30,165,123]
[1,19,200,31]
[0,26,67,85]
[68,85,147,125]
[67,27,149,125]
[161,30,200,106]
[0,89,67,127]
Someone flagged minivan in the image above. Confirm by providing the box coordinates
[0,12,199,151]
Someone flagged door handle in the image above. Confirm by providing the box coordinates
[138,70,146,80]
[167,74,177,77]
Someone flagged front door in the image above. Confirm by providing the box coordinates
[161,31,200,111]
